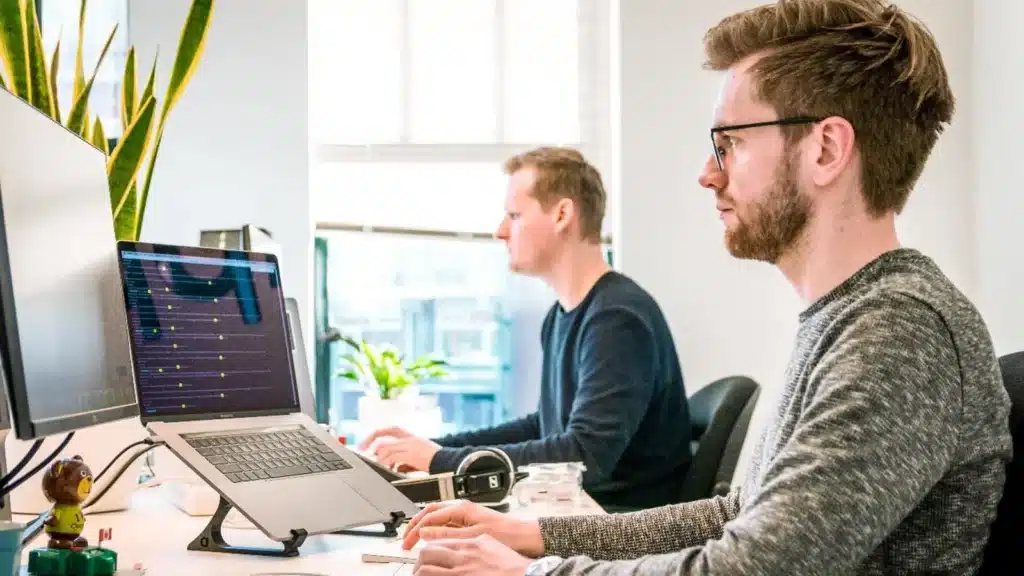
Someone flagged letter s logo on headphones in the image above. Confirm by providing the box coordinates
[454,447,524,505]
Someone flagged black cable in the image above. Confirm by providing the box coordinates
[19,438,164,547]
[92,439,150,484]
[0,432,74,497]
[0,438,43,488]
[82,441,163,511]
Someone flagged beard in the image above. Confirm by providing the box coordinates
[722,148,811,263]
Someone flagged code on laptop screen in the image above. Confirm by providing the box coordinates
[119,249,298,417]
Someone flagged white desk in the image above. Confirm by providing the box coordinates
[16,485,604,575]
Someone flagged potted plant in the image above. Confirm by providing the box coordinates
[327,330,448,433]
[0,0,214,240]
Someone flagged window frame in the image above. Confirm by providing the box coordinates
[309,1,615,431]
[310,0,615,235]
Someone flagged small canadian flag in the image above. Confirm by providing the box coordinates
[98,528,113,546]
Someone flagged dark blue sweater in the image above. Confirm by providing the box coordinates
[429,271,691,509]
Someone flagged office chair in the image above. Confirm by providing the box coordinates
[979,351,1024,574]
[677,376,760,503]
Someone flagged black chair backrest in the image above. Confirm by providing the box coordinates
[980,351,1024,573]
[678,375,760,502]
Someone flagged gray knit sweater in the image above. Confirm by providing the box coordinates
[538,249,1012,575]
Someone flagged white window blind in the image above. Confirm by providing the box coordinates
[308,0,613,236]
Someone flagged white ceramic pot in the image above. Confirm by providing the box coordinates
[356,387,442,442]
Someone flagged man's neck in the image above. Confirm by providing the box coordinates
[777,210,900,305]
[545,244,612,311]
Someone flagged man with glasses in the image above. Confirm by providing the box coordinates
[398,1,1012,574]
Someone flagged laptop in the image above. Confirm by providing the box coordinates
[283,296,405,482]
[115,241,419,542]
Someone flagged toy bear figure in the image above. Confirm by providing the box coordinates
[40,455,93,550]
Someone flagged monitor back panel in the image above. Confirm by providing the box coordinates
[0,89,137,439]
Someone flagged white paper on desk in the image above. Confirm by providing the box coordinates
[361,539,425,564]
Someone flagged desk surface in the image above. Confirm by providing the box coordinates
[16,485,604,575]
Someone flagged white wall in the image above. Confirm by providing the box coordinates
[127,0,313,348]
[614,0,977,477]
[974,0,1024,356]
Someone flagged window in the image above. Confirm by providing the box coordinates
[309,0,613,438]
[40,0,129,138]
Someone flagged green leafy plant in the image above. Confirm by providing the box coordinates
[329,332,449,400]
[0,0,214,240]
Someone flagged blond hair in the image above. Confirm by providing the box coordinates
[503,147,606,242]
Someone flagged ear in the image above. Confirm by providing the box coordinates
[72,455,83,462]
[552,197,575,236]
[809,116,857,188]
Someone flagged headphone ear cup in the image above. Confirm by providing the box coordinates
[455,448,515,503]
[483,447,514,477]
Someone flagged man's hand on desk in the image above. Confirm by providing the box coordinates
[403,500,544,557]
[358,426,441,472]
[413,534,533,576]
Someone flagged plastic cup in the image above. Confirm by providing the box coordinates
[0,521,24,576]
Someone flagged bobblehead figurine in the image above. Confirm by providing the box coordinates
[41,455,93,550]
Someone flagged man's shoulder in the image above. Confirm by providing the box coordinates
[583,271,666,321]
[808,253,1002,406]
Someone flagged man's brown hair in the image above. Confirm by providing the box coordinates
[503,147,606,243]
[704,0,955,215]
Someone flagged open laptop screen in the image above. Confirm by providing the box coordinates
[117,242,299,420]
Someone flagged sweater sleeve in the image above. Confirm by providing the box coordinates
[541,295,965,575]
[431,412,541,449]
[540,490,742,560]
[430,308,657,479]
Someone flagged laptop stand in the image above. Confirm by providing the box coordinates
[188,495,307,557]
[334,510,407,538]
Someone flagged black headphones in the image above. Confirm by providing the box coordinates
[358,446,530,513]
[453,447,527,507]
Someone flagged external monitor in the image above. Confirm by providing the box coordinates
[243,225,282,263]
[0,88,138,440]
[284,297,316,421]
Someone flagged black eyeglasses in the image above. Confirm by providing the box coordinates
[710,116,824,171]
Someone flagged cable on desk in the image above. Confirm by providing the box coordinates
[82,441,164,511]
[0,432,74,497]
[92,439,152,484]
[17,437,164,548]
[0,438,43,488]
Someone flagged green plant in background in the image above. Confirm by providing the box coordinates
[328,331,449,400]
[0,0,214,241]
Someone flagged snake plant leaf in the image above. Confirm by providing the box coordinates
[73,0,86,101]
[112,183,137,243]
[90,116,107,155]
[23,0,52,116]
[136,0,213,239]
[48,35,61,123]
[66,22,117,136]
[109,95,156,223]
[0,0,28,99]
[0,68,6,89]
[137,51,157,111]
[120,46,136,131]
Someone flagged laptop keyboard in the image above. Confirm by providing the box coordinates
[184,428,352,483]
